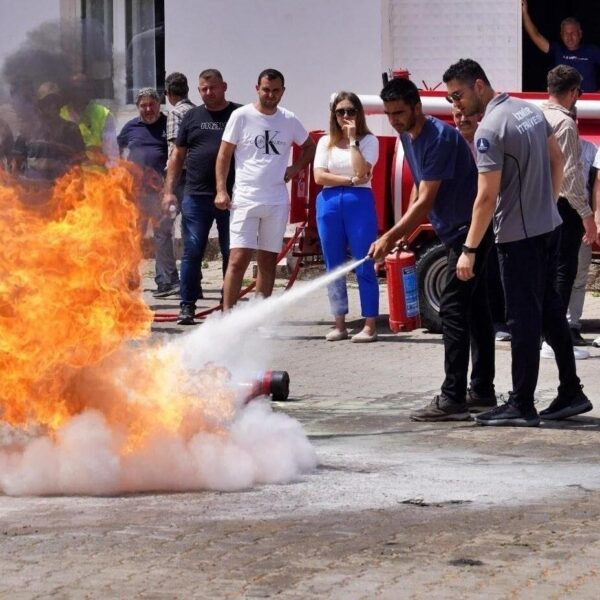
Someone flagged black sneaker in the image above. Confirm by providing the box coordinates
[474,395,540,427]
[466,388,498,413]
[153,283,180,298]
[177,303,196,325]
[570,328,587,346]
[539,389,592,420]
[410,395,471,422]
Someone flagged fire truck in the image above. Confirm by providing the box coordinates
[290,90,600,333]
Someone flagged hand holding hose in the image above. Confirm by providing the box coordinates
[368,233,398,262]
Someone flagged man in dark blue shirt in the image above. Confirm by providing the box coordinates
[118,87,179,298]
[369,76,495,421]
[163,69,240,325]
[522,0,600,92]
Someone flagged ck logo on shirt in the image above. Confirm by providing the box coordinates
[254,130,285,155]
[477,138,490,153]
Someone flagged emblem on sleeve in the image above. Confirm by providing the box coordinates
[477,138,490,153]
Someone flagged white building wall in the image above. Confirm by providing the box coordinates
[385,0,522,92]
[0,0,62,65]
[165,0,387,133]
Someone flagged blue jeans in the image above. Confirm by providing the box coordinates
[140,191,179,287]
[180,193,230,306]
[316,186,378,318]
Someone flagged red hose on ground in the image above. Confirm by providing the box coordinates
[152,222,307,323]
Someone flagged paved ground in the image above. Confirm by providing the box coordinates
[3,259,600,599]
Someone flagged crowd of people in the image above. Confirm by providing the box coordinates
[2,3,599,428]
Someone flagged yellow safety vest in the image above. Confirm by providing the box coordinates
[60,102,111,170]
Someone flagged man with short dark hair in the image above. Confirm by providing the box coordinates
[163,69,239,325]
[541,64,596,361]
[369,76,496,421]
[522,0,600,92]
[445,58,592,426]
[118,88,178,298]
[215,68,316,310]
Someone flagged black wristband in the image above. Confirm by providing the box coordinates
[462,244,477,254]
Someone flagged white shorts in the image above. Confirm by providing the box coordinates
[229,202,289,253]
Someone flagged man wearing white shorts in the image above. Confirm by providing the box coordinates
[215,68,315,309]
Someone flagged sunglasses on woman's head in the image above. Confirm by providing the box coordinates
[334,108,358,117]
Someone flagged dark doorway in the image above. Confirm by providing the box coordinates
[522,0,600,91]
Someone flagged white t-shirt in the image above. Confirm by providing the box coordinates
[222,103,309,205]
[313,133,379,188]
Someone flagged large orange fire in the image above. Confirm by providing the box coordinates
[0,165,235,451]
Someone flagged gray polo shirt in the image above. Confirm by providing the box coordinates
[475,93,562,243]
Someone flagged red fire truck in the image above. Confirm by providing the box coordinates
[290,90,600,333]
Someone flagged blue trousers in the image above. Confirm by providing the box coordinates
[180,193,230,306]
[316,186,378,318]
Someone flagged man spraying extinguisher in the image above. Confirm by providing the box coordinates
[368,76,496,422]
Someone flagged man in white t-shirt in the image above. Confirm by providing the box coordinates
[215,68,316,309]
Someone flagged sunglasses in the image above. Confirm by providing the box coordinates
[445,84,474,104]
[334,107,358,117]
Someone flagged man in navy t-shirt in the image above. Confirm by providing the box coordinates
[522,0,600,92]
[163,69,240,325]
[118,88,178,298]
[369,77,495,422]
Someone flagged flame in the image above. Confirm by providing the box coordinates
[0,165,234,452]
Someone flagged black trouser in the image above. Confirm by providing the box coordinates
[556,197,584,312]
[486,245,506,327]
[440,229,495,403]
[497,228,581,410]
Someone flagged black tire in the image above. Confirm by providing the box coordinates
[415,241,447,333]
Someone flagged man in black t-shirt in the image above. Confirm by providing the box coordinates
[163,69,240,325]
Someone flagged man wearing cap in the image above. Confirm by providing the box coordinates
[118,87,179,298]
[13,81,85,182]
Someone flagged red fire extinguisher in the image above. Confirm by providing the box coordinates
[385,249,421,332]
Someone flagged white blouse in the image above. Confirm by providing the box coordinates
[313,133,379,188]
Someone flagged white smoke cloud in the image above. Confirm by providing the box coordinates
[0,260,363,497]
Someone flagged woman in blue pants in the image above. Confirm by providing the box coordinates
[313,91,379,342]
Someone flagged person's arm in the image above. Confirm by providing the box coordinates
[162,145,187,210]
[547,133,565,200]
[369,179,441,260]
[345,124,372,178]
[522,0,550,53]
[313,168,370,187]
[456,170,502,281]
[593,171,600,228]
[284,136,316,183]
[215,140,236,210]
[407,183,418,209]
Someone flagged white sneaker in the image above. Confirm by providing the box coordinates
[540,341,554,359]
[541,341,589,360]
[593,336,600,348]
[574,346,590,360]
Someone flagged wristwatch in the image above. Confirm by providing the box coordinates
[348,176,355,186]
[462,244,477,254]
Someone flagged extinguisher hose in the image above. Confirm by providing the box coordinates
[153,222,307,323]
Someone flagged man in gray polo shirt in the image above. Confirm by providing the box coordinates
[442,58,592,426]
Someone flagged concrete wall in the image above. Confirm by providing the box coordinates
[165,0,388,133]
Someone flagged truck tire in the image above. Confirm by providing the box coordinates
[415,242,447,333]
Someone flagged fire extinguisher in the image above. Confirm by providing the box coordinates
[385,249,421,332]
[242,370,290,404]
